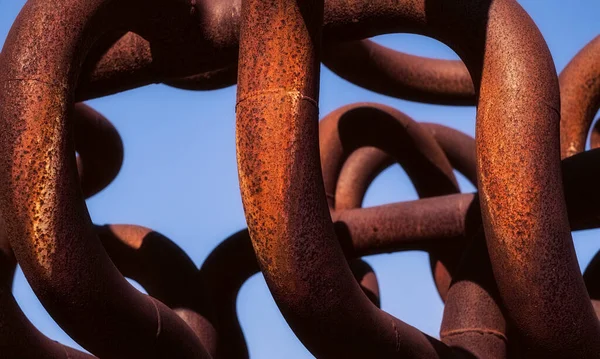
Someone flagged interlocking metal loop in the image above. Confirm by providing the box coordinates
[1,0,599,358]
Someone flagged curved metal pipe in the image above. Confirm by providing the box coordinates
[0,253,95,358]
[237,0,599,357]
[198,228,381,359]
[334,123,477,212]
[78,32,240,100]
[319,103,461,301]
[0,0,215,357]
[95,224,218,358]
[199,144,600,358]
[320,103,458,209]
[559,36,600,158]
[440,231,507,359]
[74,103,123,198]
[322,39,475,105]
[0,100,124,358]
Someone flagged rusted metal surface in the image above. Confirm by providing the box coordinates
[560,36,600,158]
[323,39,475,105]
[1,0,599,357]
[319,103,462,301]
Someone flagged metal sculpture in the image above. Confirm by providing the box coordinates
[0,0,599,358]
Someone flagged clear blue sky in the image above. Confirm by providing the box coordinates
[1,1,599,357]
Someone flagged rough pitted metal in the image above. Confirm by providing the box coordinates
[1,0,599,357]
[319,103,463,301]
[560,36,600,158]
[0,0,213,357]
[323,39,475,105]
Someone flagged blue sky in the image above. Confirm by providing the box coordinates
[1,1,599,357]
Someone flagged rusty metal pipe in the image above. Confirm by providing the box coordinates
[559,36,600,158]
[0,0,213,357]
[237,0,599,356]
[337,147,600,256]
[199,228,381,359]
[334,123,477,212]
[440,231,507,358]
[95,224,218,358]
[322,39,475,105]
[235,0,467,356]
[319,103,462,301]
[320,103,458,209]
[74,103,123,198]
[201,142,600,358]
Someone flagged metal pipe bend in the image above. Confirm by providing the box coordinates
[559,36,600,158]
[0,0,216,357]
[237,0,599,357]
[319,103,461,302]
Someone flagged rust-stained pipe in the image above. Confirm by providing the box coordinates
[74,103,123,198]
[559,36,600,158]
[237,0,600,356]
[78,31,240,100]
[0,0,214,357]
[330,120,477,302]
[236,0,473,356]
[95,224,218,358]
[319,103,462,301]
[0,259,95,358]
[199,228,381,359]
[440,231,507,358]
[322,39,475,105]
[584,250,600,305]
[319,103,458,209]
[334,123,477,212]
[199,145,600,359]
[0,101,125,358]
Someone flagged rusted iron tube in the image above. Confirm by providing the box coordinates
[559,35,600,158]
[236,0,463,356]
[0,0,212,357]
[334,123,477,211]
[78,31,240,100]
[319,103,461,301]
[0,222,94,358]
[323,39,475,105]
[0,280,96,358]
[319,103,458,209]
[337,147,600,256]
[318,8,597,350]
[202,148,600,358]
[440,232,507,358]
[198,229,380,359]
[95,224,218,358]
[74,103,123,198]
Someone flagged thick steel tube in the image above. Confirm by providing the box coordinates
[236,0,460,356]
[440,232,507,358]
[202,142,600,359]
[77,30,240,100]
[320,103,458,209]
[319,103,461,301]
[95,224,218,358]
[237,0,600,356]
[0,0,211,357]
[559,36,600,158]
[334,123,477,212]
[323,39,475,105]
[74,103,123,198]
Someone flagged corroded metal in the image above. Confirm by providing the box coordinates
[1,0,599,358]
